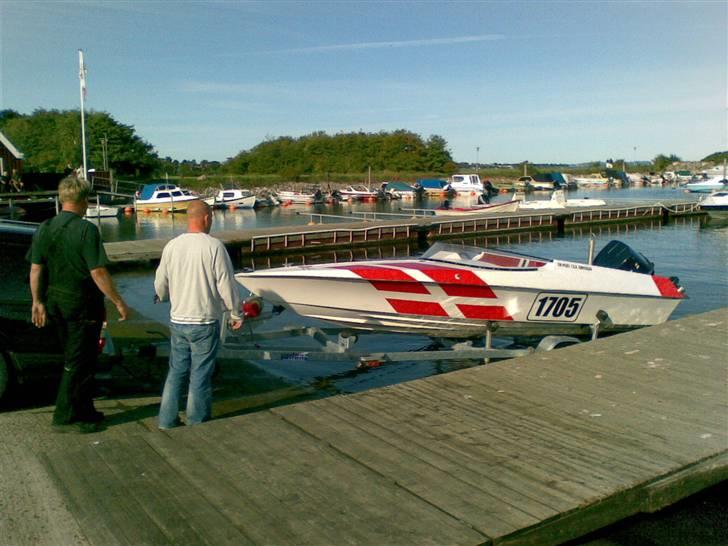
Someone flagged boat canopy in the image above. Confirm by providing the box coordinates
[385,181,416,191]
[138,183,179,200]
[417,178,447,189]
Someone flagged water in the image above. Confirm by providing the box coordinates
[95,185,703,242]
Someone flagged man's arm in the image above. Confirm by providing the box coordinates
[153,250,169,303]
[29,263,47,328]
[90,267,130,320]
[214,246,243,330]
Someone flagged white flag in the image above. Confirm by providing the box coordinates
[79,49,87,98]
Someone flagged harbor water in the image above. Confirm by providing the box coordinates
[110,185,727,394]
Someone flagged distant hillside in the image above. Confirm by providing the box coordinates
[702,151,728,164]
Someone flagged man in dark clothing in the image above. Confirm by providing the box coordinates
[28,175,129,433]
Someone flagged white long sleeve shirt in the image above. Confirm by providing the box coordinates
[154,232,242,324]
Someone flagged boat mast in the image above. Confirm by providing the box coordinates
[79,49,88,181]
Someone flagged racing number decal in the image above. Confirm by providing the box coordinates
[527,293,587,322]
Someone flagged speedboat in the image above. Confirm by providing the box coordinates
[699,190,728,216]
[433,200,520,216]
[203,189,256,209]
[135,183,199,212]
[339,185,378,201]
[685,176,728,193]
[235,240,684,339]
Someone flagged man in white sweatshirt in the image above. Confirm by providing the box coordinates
[154,200,243,429]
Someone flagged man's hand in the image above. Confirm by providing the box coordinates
[115,300,130,321]
[229,319,243,331]
[31,301,47,328]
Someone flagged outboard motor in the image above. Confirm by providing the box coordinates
[592,240,655,275]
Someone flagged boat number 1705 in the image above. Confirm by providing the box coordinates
[527,293,588,322]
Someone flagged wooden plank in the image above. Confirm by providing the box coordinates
[274,399,548,536]
[189,414,491,545]
[92,437,254,545]
[41,445,168,545]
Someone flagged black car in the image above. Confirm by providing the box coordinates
[0,220,114,404]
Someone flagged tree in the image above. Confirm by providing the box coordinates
[653,154,681,171]
[0,109,160,177]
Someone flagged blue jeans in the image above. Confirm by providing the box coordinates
[158,321,220,429]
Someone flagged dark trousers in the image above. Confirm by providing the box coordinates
[49,303,103,425]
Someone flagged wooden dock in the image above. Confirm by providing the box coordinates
[104,200,702,266]
[2,308,725,545]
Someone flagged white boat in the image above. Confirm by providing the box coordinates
[84,205,120,218]
[515,190,606,210]
[277,190,324,205]
[448,174,483,194]
[699,190,728,216]
[685,176,728,193]
[235,240,684,339]
[135,183,200,213]
[432,200,520,216]
[572,174,611,187]
[203,189,256,209]
[339,185,378,201]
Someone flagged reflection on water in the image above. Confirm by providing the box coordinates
[97,186,702,243]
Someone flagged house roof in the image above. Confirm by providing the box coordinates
[0,130,24,159]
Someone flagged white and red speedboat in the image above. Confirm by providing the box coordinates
[235,241,684,339]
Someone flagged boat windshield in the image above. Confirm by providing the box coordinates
[422,242,548,269]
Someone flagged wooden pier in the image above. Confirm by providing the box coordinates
[1,308,725,545]
[104,200,702,266]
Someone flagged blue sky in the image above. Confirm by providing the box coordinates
[1,1,726,164]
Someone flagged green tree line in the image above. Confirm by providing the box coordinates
[224,130,455,179]
[0,109,159,177]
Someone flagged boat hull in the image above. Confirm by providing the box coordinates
[433,201,520,216]
[236,255,683,339]
[135,197,199,212]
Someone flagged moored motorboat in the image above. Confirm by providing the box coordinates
[339,185,378,201]
[383,181,420,200]
[573,174,611,187]
[699,190,728,216]
[515,189,606,210]
[84,205,120,218]
[432,200,520,216]
[235,240,684,339]
[448,174,483,195]
[277,189,324,205]
[135,183,199,212]
[203,189,256,209]
[685,176,728,193]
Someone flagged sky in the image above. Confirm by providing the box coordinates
[0,0,726,165]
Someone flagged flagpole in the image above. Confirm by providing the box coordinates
[79,49,88,180]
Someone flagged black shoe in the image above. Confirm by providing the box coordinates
[52,421,100,434]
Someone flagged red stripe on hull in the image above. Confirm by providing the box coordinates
[652,275,684,299]
[387,299,449,316]
[339,265,430,294]
[457,304,513,320]
[381,262,497,298]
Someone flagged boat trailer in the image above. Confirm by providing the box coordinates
[218,320,585,369]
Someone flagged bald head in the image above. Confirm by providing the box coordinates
[187,199,212,233]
